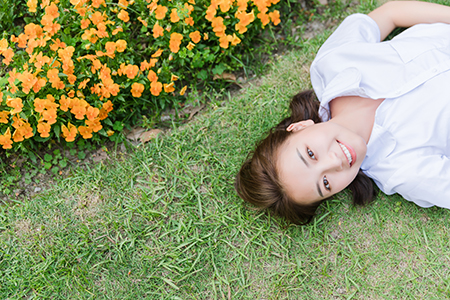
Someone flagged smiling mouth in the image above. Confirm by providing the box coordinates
[337,141,355,167]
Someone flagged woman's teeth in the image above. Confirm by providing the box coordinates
[338,141,352,166]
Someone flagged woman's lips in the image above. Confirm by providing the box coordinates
[337,140,356,167]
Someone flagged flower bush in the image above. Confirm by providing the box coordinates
[0,0,281,150]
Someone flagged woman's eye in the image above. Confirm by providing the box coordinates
[323,176,331,191]
[307,148,316,160]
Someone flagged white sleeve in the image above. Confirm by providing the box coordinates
[387,155,450,209]
[315,14,381,59]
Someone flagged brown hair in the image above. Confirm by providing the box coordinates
[235,90,377,225]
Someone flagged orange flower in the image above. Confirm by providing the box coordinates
[33,77,47,94]
[59,95,72,111]
[92,0,106,8]
[219,35,232,49]
[231,33,241,46]
[78,125,93,139]
[96,23,109,38]
[86,106,100,120]
[170,9,180,23]
[180,85,187,96]
[21,122,34,139]
[152,49,163,58]
[189,31,201,43]
[18,71,38,94]
[235,11,255,34]
[2,48,14,65]
[50,38,66,52]
[186,42,195,51]
[268,10,281,26]
[33,52,51,69]
[149,58,158,68]
[8,68,18,85]
[78,78,90,89]
[116,39,127,52]
[45,2,59,19]
[47,68,64,89]
[171,74,179,81]
[147,70,158,82]
[154,5,168,20]
[27,0,38,12]
[103,100,113,113]
[138,16,148,27]
[257,12,270,27]
[62,122,78,142]
[236,0,247,11]
[119,0,129,9]
[0,128,12,149]
[98,108,108,120]
[152,22,164,39]
[0,38,8,52]
[37,121,51,138]
[34,98,47,113]
[140,60,152,71]
[85,118,102,132]
[169,33,183,53]
[118,10,130,22]
[80,19,91,29]
[90,11,104,25]
[150,81,162,96]
[0,111,9,123]
[71,105,86,120]
[43,109,57,124]
[205,6,216,21]
[6,97,23,114]
[105,41,116,56]
[112,27,123,35]
[131,82,145,97]
[12,115,24,129]
[123,64,139,79]
[185,17,194,26]
[12,129,24,142]
[218,0,231,12]
[211,17,226,37]
[164,82,175,93]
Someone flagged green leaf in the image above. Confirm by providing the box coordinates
[212,64,227,75]
[44,154,52,162]
[197,70,208,80]
[77,151,86,160]
[59,159,68,168]
[113,121,124,131]
[51,166,59,174]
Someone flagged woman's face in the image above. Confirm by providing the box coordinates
[277,120,367,205]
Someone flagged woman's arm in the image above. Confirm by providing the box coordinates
[369,1,450,40]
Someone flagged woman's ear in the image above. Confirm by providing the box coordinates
[286,119,315,132]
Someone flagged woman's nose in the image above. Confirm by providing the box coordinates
[323,151,343,172]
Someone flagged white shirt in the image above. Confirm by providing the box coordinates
[310,14,450,208]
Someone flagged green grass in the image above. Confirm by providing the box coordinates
[2,0,450,298]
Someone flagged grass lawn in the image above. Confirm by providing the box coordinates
[2,0,450,298]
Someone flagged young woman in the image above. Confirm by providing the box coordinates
[235,1,450,224]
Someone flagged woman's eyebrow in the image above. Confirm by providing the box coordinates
[316,183,323,198]
[296,148,309,167]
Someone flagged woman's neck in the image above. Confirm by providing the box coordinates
[329,96,384,144]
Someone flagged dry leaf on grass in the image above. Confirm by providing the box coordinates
[92,148,109,162]
[139,129,162,143]
[213,72,237,81]
[124,127,146,141]
[187,104,206,120]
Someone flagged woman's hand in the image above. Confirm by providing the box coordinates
[369,1,450,40]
